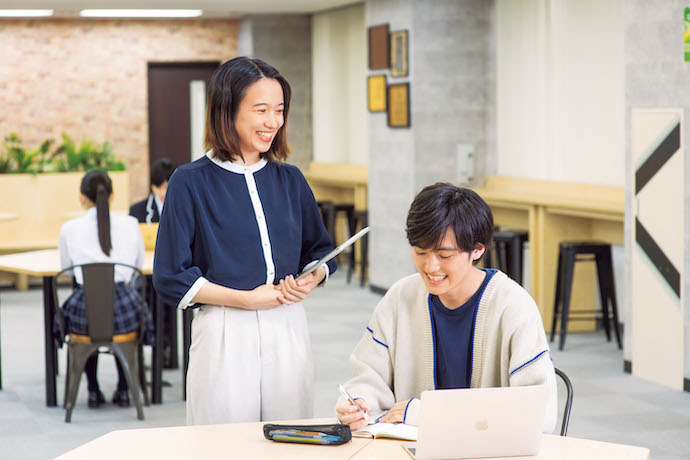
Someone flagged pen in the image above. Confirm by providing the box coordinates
[268,430,335,438]
[338,384,365,413]
[272,435,337,444]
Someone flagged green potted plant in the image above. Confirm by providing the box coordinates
[0,133,130,252]
[1,133,56,174]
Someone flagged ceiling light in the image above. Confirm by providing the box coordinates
[0,9,54,17]
[80,9,203,18]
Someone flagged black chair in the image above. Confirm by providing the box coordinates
[551,242,622,351]
[54,262,148,422]
[487,230,528,285]
[554,367,573,436]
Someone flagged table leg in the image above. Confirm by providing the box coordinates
[43,276,57,406]
[150,280,163,404]
[166,307,179,369]
[182,308,193,400]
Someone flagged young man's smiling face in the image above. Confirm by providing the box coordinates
[411,227,486,308]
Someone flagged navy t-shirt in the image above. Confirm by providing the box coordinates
[430,268,497,389]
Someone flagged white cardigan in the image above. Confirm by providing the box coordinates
[342,271,557,433]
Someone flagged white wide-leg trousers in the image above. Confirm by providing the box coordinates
[186,302,313,425]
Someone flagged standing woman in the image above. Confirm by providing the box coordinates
[153,57,337,425]
[58,170,152,408]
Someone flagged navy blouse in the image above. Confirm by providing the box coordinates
[153,154,337,308]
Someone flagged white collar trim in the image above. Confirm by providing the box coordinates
[206,150,268,174]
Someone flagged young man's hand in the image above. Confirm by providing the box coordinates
[335,398,370,431]
[379,399,412,424]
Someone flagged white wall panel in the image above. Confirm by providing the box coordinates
[312,4,368,165]
[496,0,624,185]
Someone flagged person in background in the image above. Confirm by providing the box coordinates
[335,183,557,433]
[57,170,153,408]
[129,158,176,224]
[153,56,336,425]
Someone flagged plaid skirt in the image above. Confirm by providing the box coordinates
[53,282,154,347]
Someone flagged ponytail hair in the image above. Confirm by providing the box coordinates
[80,170,113,256]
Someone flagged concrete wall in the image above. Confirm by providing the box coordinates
[624,0,690,387]
[238,15,313,170]
[0,19,237,200]
[366,0,494,290]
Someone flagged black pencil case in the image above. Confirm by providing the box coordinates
[263,423,352,445]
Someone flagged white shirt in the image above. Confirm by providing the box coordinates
[58,207,145,284]
[154,193,163,217]
[144,193,164,224]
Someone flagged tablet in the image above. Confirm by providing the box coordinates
[296,226,371,280]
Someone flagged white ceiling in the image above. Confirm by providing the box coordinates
[0,0,362,18]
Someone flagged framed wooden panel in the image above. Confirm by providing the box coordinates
[390,30,408,77]
[631,108,684,390]
[368,24,389,70]
[387,83,410,128]
[367,75,387,112]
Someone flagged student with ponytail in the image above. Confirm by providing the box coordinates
[57,170,152,409]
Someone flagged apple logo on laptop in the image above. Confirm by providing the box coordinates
[474,418,489,431]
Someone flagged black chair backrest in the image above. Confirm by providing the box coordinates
[54,262,145,344]
[82,263,116,342]
[554,367,573,436]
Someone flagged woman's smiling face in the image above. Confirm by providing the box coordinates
[234,77,285,160]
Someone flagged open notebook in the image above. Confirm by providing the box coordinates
[353,422,418,441]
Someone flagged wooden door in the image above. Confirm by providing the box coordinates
[147,62,220,169]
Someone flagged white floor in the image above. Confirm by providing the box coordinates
[1,271,689,459]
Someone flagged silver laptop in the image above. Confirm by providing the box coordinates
[403,385,548,459]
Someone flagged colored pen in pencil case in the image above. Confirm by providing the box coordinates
[271,434,340,444]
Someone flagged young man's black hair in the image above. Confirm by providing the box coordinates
[150,158,176,187]
[406,182,493,260]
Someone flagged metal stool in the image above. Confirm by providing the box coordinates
[489,230,528,285]
[350,210,368,287]
[316,201,336,245]
[319,202,363,284]
[551,241,622,351]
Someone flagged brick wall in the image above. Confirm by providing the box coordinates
[0,19,238,200]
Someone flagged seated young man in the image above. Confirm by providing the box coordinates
[129,158,176,224]
[336,183,557,433]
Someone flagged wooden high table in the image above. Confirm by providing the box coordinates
[54,418,650,460]
[473,176,624,333]
[304,163,368,213]
[0,249,167,406]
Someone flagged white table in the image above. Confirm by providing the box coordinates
[0,212,18,221]
[54,418,650,460]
